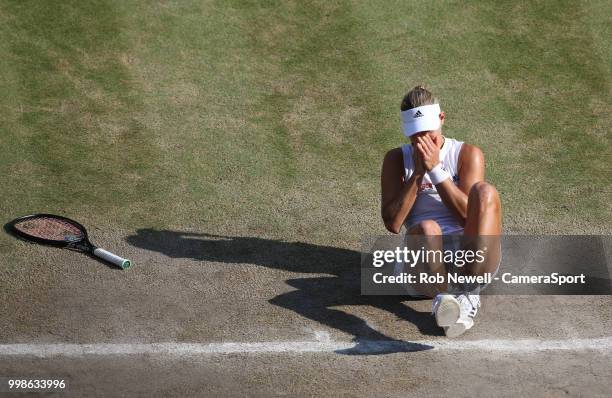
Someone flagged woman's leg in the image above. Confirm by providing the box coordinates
[407,220,446,295]
[463,181,502,276]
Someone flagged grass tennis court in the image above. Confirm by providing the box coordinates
[0,0,609,240]
[0,1,610,396]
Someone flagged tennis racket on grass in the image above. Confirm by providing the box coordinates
[6,214,131,269]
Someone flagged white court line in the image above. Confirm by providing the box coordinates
[1,335,611,357]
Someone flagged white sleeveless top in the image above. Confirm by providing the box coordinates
[401,137,464,234]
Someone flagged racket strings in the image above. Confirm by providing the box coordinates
[14,217,84,242]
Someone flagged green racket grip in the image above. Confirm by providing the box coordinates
[93,248,131,269]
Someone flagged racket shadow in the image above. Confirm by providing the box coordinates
[126,229,443,355]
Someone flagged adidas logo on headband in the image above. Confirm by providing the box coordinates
[401,103,441,137]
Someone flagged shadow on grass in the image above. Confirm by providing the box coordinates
[126,229,443,355]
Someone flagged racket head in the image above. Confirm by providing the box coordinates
[6,214,90,248]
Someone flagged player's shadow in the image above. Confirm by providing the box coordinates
[126,229,442,355]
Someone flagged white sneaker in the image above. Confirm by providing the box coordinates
[444,294,481,338]
[432,293,461,328]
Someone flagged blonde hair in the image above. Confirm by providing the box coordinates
[401,85,438,111]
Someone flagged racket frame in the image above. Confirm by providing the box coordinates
[6,213,130,269]
[7,213,90,248]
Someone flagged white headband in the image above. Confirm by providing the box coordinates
[401,103,441,137]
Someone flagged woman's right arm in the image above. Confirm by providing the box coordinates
[381,148,424,234]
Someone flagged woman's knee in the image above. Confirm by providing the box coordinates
[469,182,500,210]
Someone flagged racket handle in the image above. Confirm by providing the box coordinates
[93,248,131,269]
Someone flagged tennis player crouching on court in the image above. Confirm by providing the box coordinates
[381,85,502,337]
